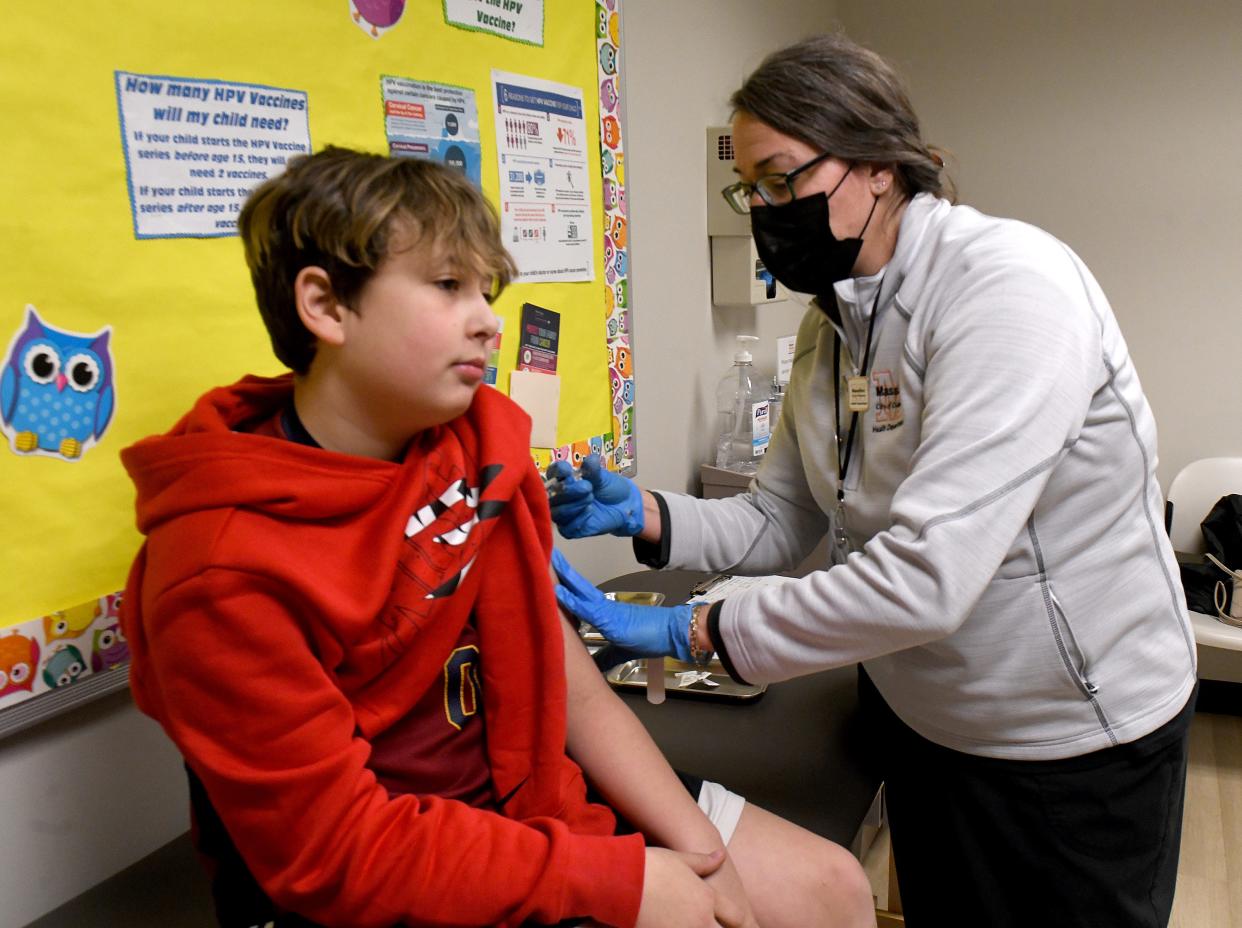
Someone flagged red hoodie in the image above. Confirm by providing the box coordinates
[120,374,645,928]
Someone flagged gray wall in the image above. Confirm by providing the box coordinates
[561,0,841,583]
[837,0,1242,489]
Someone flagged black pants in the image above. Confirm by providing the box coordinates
[860,669,1192,928]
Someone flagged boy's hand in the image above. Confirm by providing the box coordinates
[547,453,644,538]
[703,855,759,928]
[552,550,694,662]
[637,848,749,928]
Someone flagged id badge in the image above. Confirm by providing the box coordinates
[846,375,869,413]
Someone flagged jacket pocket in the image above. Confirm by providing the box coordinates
[1044,582,1099,699]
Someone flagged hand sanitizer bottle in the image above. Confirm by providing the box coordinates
[714,336,769,474]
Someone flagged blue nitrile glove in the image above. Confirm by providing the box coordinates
[552,549,693,661]
[546,453,645,538]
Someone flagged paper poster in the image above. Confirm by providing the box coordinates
[518,302,560,373]
[115,71,311,239]
[382,76,481,186]
[491,70,594,282]
[777,335,796,384]
[445,0,544,46]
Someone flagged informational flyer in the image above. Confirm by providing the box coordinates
[491,70,593,282]
[382,77,481,187]
[115,71,311,239]
[518,302,560,373]
[445,0,543,46]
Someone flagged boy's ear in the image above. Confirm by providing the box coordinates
[294,266,348,347]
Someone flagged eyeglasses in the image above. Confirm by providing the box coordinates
[721,151,837,215]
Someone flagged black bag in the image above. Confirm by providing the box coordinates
[1179,494,1242,617]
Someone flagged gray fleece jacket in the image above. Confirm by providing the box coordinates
[660,193,1195,760]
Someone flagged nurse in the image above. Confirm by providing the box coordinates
[550,32,1196,928]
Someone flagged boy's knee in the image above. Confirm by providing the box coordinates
[813,843,875,924]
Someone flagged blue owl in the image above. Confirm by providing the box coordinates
[43,644,86,688]
[1,306,114,460]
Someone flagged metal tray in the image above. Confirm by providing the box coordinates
[605,658,766,702]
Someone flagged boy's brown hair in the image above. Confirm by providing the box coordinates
[239,146,517,373]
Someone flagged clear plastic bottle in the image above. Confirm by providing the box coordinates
[714,336,770,474]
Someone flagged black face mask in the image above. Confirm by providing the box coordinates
[750,173,877,298]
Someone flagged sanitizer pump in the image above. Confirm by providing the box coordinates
[715,336,770,475]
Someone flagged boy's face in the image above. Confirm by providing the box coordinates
[336,227,500,437]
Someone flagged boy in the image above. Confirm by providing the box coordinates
[120,147,873,927]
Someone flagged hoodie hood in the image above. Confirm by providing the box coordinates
[124,374,432,533]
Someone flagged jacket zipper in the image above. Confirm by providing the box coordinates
[1047,584,1099,697]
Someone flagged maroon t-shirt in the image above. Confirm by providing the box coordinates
[246,405,493,807]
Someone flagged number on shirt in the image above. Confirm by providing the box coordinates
[444,645,481,730]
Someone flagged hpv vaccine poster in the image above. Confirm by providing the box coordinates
[382,77,482,187]
[491,69,594,283]
[445,0,544,46]
[115,71,311,239]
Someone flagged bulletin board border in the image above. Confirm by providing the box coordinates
[530,0,633,477]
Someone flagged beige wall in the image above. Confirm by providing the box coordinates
[561,0,841,583]
[838,0,1242,490]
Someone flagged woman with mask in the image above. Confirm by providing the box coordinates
[550,32,1195,928]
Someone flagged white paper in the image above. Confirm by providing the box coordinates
[491,70,594,282]
[508,370,560,446]
[777,335,797,384]
[691,573,789,605]
[445,0,544,46]
[115,71,310,239]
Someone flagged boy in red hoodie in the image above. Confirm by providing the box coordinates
[121,147,874,928]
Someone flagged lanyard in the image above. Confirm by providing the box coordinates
[831,282,884,503]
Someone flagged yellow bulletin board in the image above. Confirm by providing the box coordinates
[0,0,633,722]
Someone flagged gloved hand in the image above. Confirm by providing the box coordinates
[552,549,693,662]
[546,453,645,538]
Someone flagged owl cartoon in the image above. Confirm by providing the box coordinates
[0,633,39,698]
[601,177,619,211]
[599,78,618,114]
[595,3,609,38]
[613,344,633,378]
[351,0,405,37]
[615,278,629,310]
[91,623,130,673]
[571,441,592,468]
[1,306,115,461]
[43,601,97,643]
[96,591,124,621]
[43,644,86,689]
[552,445,571,462]
[600,148,615,177]
[598,42,618,76]
[589,435,604,458]
[601,115,621,151]
[609,215,627,249]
